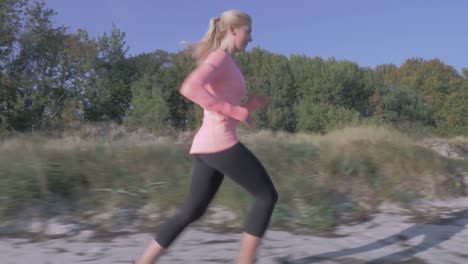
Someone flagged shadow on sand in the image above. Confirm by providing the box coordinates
[277,209,468,264]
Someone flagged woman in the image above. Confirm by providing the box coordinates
[136,10,278,264]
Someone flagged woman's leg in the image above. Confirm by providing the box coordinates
[198,142,279,264]
[136,155,224,264]
[237,232,262,264]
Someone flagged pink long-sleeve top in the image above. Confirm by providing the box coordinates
[178,49,249,154]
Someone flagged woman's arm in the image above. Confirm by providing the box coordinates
[242,94,269,112]
[178,60,249,122]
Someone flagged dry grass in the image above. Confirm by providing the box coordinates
[0,123,466,232]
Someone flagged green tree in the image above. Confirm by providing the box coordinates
[394,58,462,107]
[0,0,27,131]
[125,74,171,131]
[59,29,98,123]
[296,101,361,133]
[3,1,77,130]
[126,51,195,131]
[0,0,26,67]
[83,24,134,123]
[381,58,465,135]
[292,56,375,132]
[436,82,468,136]
[238,48,297,131]
[462,68,468,79]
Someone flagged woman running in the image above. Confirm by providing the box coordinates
[136,10,278,264]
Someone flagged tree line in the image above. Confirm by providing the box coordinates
[1,0,467,136]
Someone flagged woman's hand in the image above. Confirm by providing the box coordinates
[243,94,269,112]
[241,94,269,128]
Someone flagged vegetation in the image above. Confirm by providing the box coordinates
[1,0,467,233]
[0,126,467,232]
[1,0,467,137]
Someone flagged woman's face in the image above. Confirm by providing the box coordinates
[233,24,252,52]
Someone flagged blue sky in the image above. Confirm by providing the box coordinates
[44,0,467,72]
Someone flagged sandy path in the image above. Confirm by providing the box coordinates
[2,201,468,264]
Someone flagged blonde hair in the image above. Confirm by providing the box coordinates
[185,10,251,63]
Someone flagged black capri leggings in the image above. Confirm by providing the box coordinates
[154,142,278,248]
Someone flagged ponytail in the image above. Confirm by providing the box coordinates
[185,17,220,64]
[184,10,251,64]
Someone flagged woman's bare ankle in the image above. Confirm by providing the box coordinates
[236,257,256,264]
[136,239,165,264]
